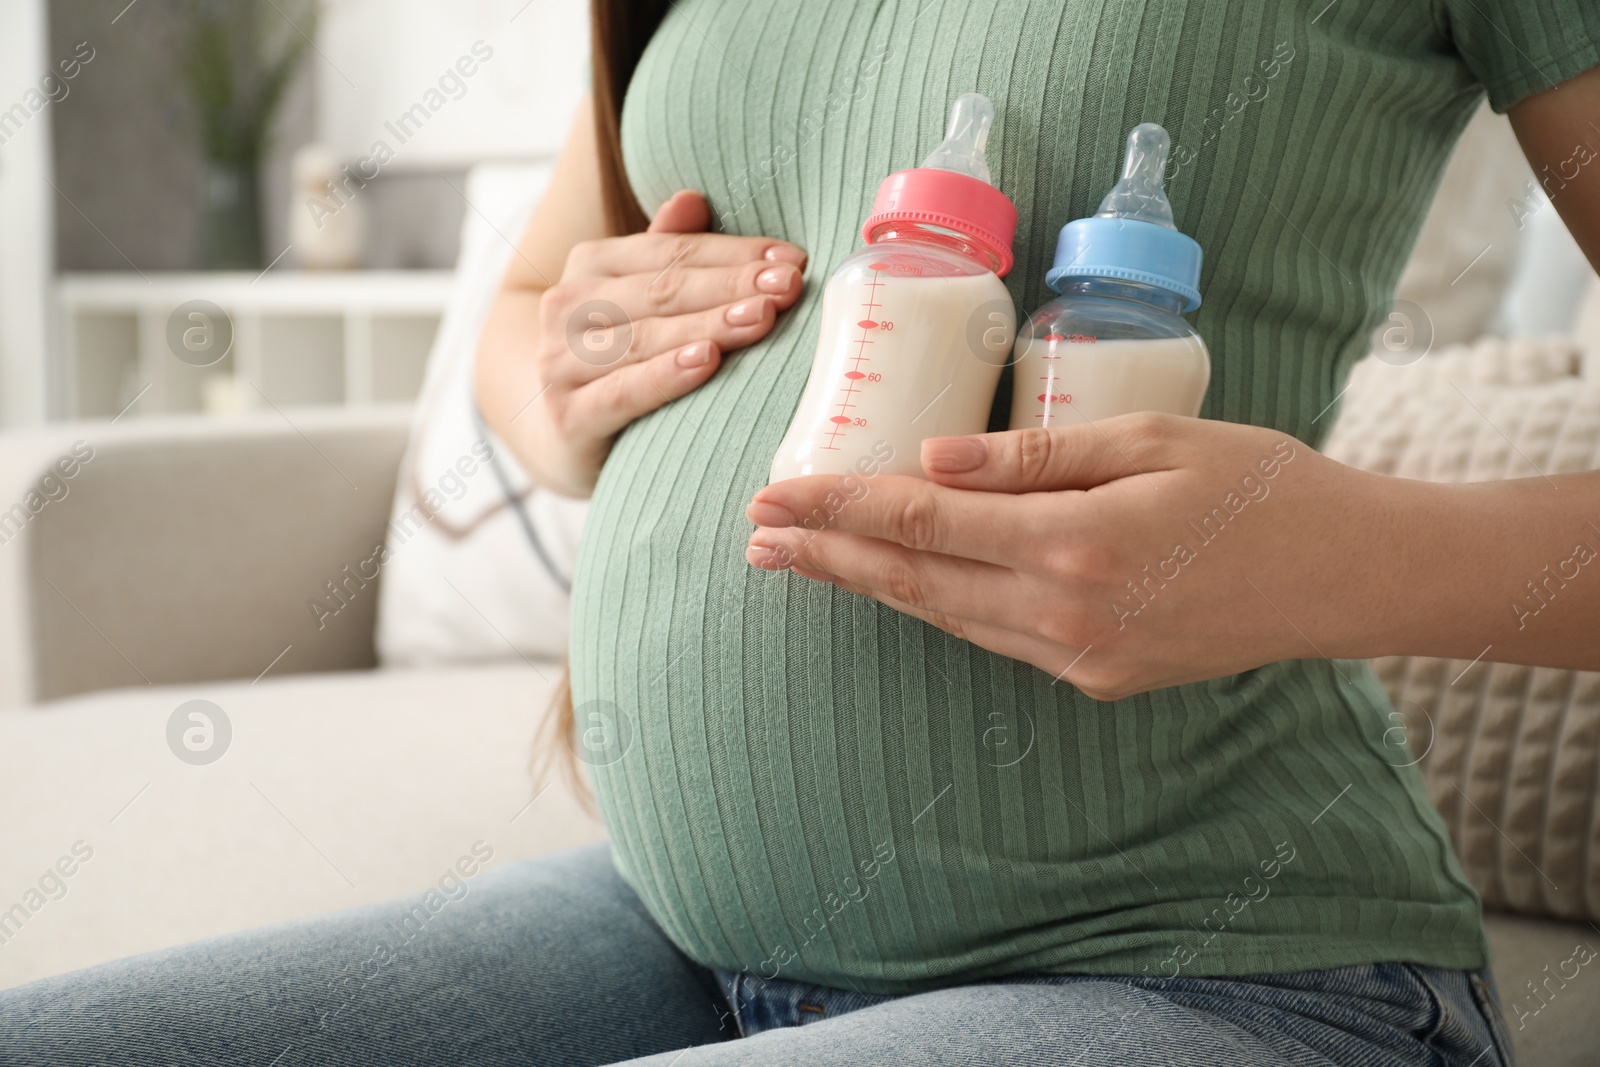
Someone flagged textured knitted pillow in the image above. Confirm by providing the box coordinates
[1323,347,1600,921]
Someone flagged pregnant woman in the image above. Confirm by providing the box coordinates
[6,1,1600,1064]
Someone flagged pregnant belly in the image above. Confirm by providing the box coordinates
[566,306,988,974]
[567,332,1152,988]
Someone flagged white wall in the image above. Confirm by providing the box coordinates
[318,0,589,169]
[0,0,55,427]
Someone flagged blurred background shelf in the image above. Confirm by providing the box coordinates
[54,271,455,419]
[0,0,586,429]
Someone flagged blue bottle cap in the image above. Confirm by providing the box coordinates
[1044,124,1203,312]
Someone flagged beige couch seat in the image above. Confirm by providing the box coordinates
[0,663,603,992]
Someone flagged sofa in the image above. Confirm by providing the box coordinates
[0,407,606,989]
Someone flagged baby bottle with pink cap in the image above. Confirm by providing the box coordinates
[769,93,1017,482]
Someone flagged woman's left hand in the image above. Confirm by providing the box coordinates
[746,414,1413,701]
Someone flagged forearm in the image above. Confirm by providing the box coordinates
[1340,470,1600,669]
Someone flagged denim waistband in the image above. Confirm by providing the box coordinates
[712,962,1514,1066]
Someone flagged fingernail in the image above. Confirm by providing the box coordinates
[763,244,807,265]
[755,265,796,294]
[676,342,711,368]
[922,436,988,474]
[746,499,797,527]
[726,298,768,326]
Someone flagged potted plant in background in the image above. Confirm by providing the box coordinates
[182,0,317,270]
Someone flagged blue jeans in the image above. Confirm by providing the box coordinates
[0,844,1513,1065]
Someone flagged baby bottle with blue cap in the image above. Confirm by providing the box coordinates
[1008,123,1209,430]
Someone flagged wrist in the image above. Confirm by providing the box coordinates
[1316,467,1460,661]
[529,425,601,499]
[1326,471,1535,662]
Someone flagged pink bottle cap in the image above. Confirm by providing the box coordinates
[862,168,1017,277]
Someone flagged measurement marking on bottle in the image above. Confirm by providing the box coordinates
[1035,335,1067,422]
[823,268,889,451]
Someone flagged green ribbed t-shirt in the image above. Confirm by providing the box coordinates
[570,0,1600,993]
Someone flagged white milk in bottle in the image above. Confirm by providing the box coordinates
[1010,123,1209,430]
[770,94,1018,482]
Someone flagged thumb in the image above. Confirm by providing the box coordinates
[921,419,1173,493]
[648,189,712,234]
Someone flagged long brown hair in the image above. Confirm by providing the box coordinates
[532,0,673,814]
[589,0,672,234]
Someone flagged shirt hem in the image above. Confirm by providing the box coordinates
[750,931,1494,997]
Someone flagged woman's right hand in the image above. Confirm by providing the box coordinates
[518,190,806,495]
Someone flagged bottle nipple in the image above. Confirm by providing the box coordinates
[919,92,996,186]
[1093,122,1175,229]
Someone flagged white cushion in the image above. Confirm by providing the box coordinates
[1392,103,1527,349]
[1576,276,1600,379]
[0,664,604,990]
[1391,102,1598,355]
[375,163,590,667]
[1494,186,1598,340]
